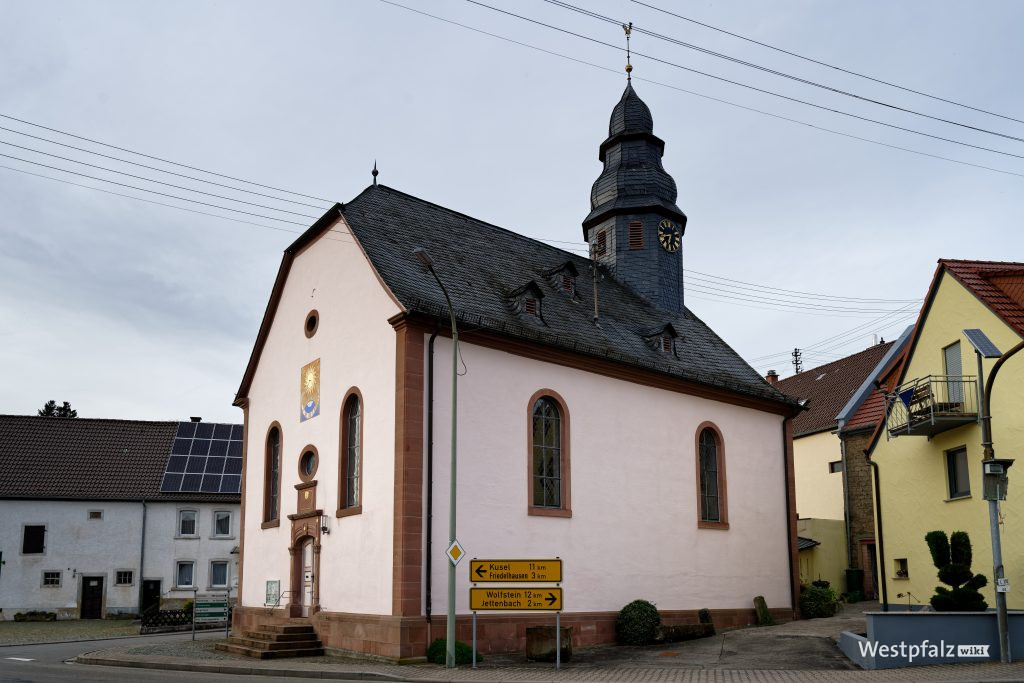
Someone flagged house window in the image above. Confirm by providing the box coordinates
[946,446,970,499]
[178,510,197,536]
[696,424,729,529]
[596,229,607,256]
[213,511,232,537]
[338,391,363,516]
[944,341,964,403]
[895,558,909,579]
[42,570,61,587]
[264,425,282,524]
[115,570,134,586]
[210,561,229,588]
[528,391,571,517]
[829,460,844,474]
[628,220,644,250]
[304,309,319,338]
[88,510,103,520]
[22,525,45,554]
[176,561,195,588]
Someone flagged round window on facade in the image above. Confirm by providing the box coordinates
[304,310,319,338]
[298,447,319,482]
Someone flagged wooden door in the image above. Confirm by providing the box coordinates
[81,576,104,619]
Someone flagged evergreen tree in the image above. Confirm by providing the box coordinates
[38,400,78,418]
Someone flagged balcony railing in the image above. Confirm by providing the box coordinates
[886,375,978,438]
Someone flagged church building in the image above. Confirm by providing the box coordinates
[231,81,803,660]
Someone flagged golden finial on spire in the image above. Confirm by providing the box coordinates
[623,22,633,80]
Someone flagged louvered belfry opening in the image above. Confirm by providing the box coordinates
[628,221,643,250]
[562,273,575,295]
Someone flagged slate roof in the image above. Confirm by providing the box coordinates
[775,342,894,437]
[332,184,796,409]
[608,82,654,136]
[0,415,240,502]
[584,83,686,232]
[942,259,1024,336]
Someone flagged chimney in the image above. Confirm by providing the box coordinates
[766,370,779,385]
[190,416,202,423]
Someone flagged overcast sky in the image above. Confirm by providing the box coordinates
[2,1,1022,422]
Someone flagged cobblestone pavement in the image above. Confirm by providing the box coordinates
[0,619,139,645]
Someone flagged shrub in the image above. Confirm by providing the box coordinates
[697,608,712,625]
[925,530,988,611]
[845,591,863,604]
[615,599,661,645]
[799,585,838,619]
[426,638,480,665]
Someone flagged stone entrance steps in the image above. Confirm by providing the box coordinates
[216,620,324,659]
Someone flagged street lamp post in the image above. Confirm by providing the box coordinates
[966,329,1024,664]
[414,247,459,668]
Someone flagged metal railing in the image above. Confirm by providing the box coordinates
[887,374,978,436]
[264,590,292,615]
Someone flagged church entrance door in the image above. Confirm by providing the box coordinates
[301,539,314,617]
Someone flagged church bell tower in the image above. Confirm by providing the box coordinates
[582,81,688,313]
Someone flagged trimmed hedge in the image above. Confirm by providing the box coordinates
[427,638,480,665]
[616,599,661,645]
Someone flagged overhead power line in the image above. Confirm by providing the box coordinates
[683,267,920,304]
[0,113,333,203]
[381,1,1024,182]
[0,139,321,219]
[0,151,312,226]
[0,124,326,209]
[627,0,1024,127]
[0,164,353,243]
[463,0,1024,162]
[543,0,1024,144]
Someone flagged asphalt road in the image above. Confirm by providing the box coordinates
[0,631,315,682]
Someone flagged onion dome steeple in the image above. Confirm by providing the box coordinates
[583,82,688,314]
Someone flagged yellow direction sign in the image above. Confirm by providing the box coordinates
[470,559,562,583]
[470,587,563,611]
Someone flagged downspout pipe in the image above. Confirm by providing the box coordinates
[838,429,853,569]
[782,417,798,617]
[425,331,438,624]
[138,499,147,615]
[865,449,888,611]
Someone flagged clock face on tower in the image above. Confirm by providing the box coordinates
[658,219,681,253]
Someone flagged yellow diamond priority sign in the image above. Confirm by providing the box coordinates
[446,540,466,566]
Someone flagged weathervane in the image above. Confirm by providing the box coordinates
[623,22,633,80]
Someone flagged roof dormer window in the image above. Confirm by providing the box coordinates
[641,323,679,356]
[510,281,545,321]
[543,261,579,301]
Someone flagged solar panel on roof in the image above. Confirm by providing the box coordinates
[963,329,1002,359]
[159,422,244,494]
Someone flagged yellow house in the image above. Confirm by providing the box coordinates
[868,259,1024,610]
[774,342,897,595]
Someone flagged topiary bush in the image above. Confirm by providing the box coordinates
[799,585,838,619]
[925,530,988,611]
[615,599,661,645]
[426,638,480,665]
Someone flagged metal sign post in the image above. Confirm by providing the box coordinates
[469,557,564,670]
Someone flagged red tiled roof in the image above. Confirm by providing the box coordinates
[942,260,1024,337]
[775,342,894,437]
[0,415,240,502]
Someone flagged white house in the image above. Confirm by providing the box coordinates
[0,415,241,619]
[232,82,803,660]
